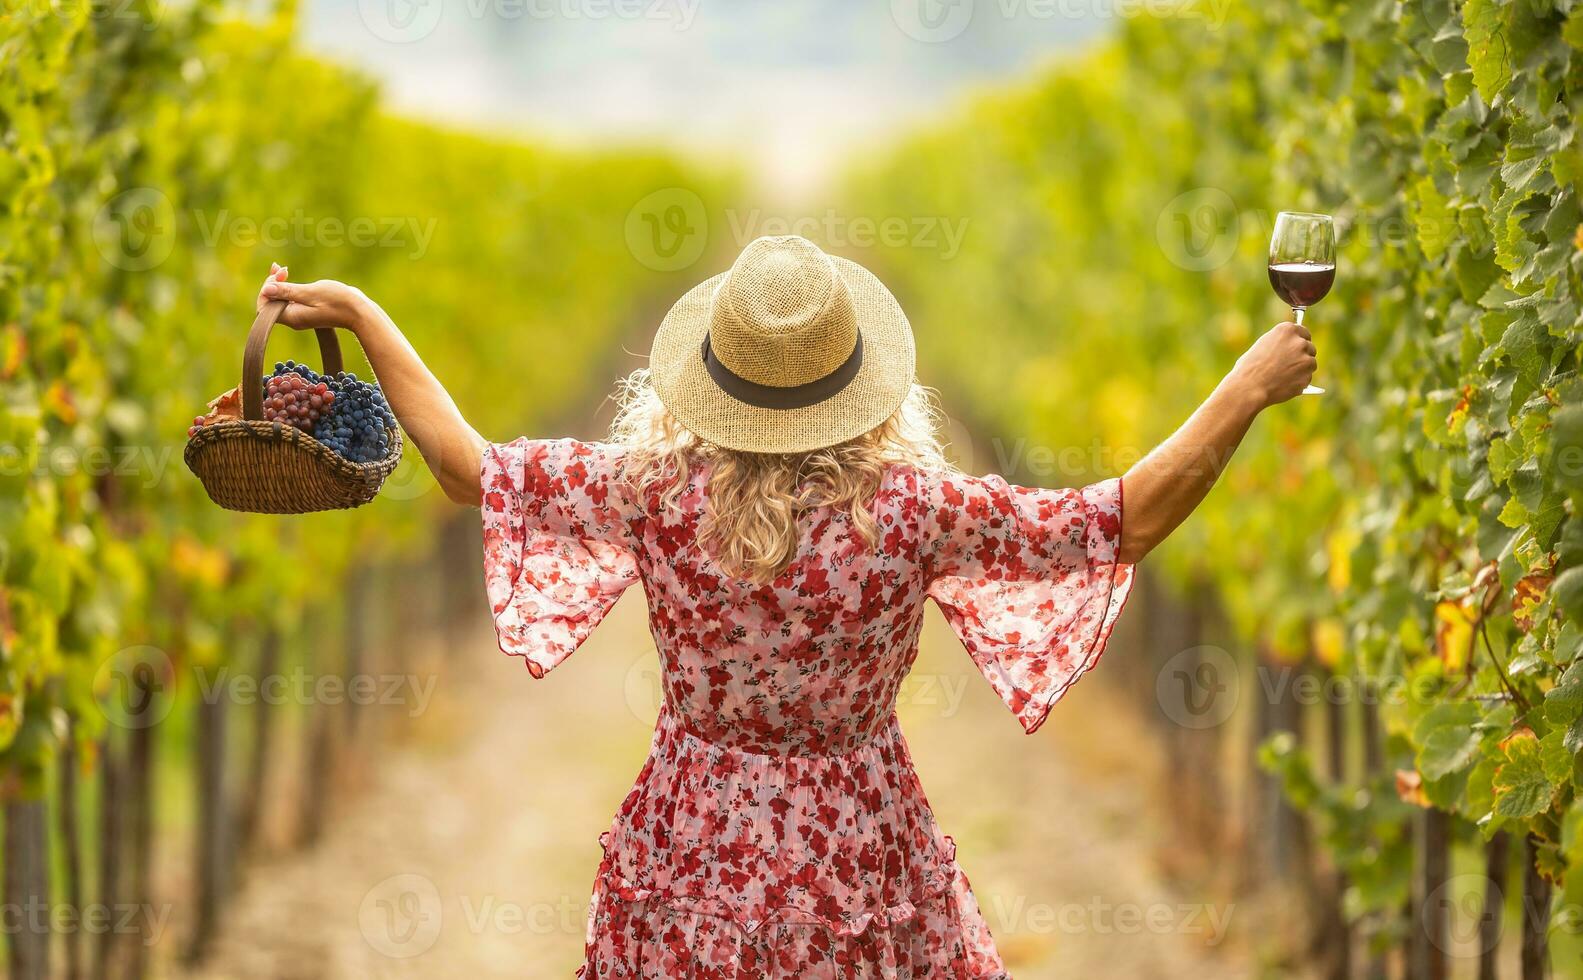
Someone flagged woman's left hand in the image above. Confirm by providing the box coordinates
[257,262,370,334]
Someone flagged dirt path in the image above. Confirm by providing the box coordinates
[183,594,1251,979]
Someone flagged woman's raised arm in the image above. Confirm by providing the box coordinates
[258,266,486,506]
[1117,320,1317,564]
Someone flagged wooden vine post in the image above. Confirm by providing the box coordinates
[1522,836,1552,980]
[188,669,230,965]
[96,734,122,980]
[4,797,51,980]
[58,713,86,980]
[1320,682,1351,980]
[127,664,159,980]
[238,628,282,856]
[1414,807,1451,980]
[1480,832,1509,980]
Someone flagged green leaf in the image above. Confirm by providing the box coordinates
[1462,0,1513,101]
[1550,662,1583,726]
[1416,701,1485,779]
[1494,733,1555,818]
[1414,174,1457,261]
[1565,8,1583,50]
[1500,312,1547,396]
[1557,567,1583,625]
[1541,728,1575,787]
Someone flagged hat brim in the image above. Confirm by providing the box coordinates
[650,256,917,455]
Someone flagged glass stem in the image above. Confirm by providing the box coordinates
[1293,307,1306,325]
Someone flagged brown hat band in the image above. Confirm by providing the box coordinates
[699,331,865,411]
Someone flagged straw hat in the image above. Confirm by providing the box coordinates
[650,236,916,454]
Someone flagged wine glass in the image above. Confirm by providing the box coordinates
[1268,211,1334,396]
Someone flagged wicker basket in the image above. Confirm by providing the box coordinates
[184,299,402,514]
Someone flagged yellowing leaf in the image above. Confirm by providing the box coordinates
[1396,769,1431,808]
[1494,729,1555,819]
[201,386,242,422]
[171,536,230,589]
[1513,570,1554,633]
[1313,618,1346,669]
[1447,385,1474,436]
[0,325,24,380]
[1436,600,1477,673]
[1326,527,1358,593]
[43,381,77,425]
[1500,727,1538,752]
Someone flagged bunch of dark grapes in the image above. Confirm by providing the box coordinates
[262,363,335,432]
[254,361,395,463]
[313,371,397,464]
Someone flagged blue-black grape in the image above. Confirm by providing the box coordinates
[309,369,396,464]
[261,362,394,463]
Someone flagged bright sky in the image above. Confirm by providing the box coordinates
[300,0,1114,200]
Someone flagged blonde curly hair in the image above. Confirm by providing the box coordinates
[608,369,953,582]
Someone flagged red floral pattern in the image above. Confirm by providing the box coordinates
[481,438,1133,978]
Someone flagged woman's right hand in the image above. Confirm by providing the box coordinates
[256,263,371,334]
[1227,321,1318,408]
[253,263,486,505]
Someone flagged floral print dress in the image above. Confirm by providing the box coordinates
[481,438,1134,979]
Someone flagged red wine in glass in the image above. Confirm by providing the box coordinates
[1268,262,1335,309]
[1268,211,1335,395]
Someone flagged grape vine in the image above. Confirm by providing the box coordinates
[0,1,724,806]
[848,0,1583,956]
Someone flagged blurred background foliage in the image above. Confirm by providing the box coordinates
[0,0,728,792]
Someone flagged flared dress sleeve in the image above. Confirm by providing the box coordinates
[921,470,1134,734]
[480,437,641,678]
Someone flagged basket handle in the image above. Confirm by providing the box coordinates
[242,300,345,421]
